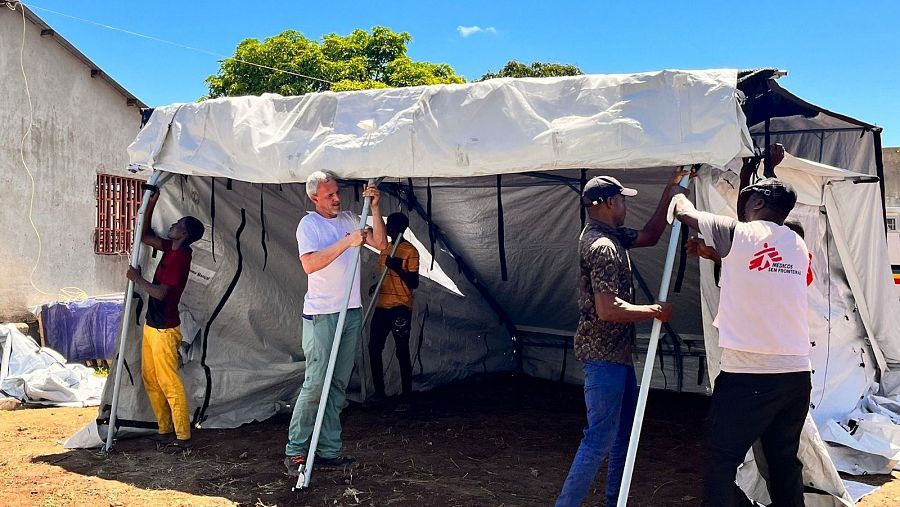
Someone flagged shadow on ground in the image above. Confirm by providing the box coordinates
[34,375,717,506]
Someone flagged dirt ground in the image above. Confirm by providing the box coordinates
[1,375,898,507]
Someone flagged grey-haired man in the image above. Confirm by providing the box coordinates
[285,170,387,473]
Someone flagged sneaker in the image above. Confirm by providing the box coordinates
[314,455,357,471]
[284,455,306,477]
[149,432,175,443]
[166,438,193,449]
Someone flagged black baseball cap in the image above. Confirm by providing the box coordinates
[739,178,797,212]
[582,176,638,207]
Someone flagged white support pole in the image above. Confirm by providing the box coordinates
[103,170,173,455]
[295,178,378,490]
[361,231,404,326]
[616,171,691,506]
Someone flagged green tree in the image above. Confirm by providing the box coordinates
[479,60,583,81]
[205,27,465,97]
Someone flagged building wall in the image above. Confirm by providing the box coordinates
[0,8,144,321]
[884,147,900,208]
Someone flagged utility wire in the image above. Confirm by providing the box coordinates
[21,2,334,85]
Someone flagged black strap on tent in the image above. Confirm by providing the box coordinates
[180,175,185,201]
[426,178,436,270]
[260,186,269,271]
[496,175,509,281]
[673,224,689,293]
[132,293,144,326]
[763,118,774,178]
[210,178,217,262]
[194,208,247,426]
[632,263,684,390]
[580,169,588,228]
[413,304,429,374]
[121,357,135,386]
[559,338,569,383]
[97,412,158,430]
[226,178,233,190]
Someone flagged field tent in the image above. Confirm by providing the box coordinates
[67,69,900,505]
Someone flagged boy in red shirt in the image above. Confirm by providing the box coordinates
[126,188,205,448]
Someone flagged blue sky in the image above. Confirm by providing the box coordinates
[21,0,900,145]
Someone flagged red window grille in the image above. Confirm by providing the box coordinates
[95,174,144,255]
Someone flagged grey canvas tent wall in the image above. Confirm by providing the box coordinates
[736,69,886,216]
[66,69,900,505]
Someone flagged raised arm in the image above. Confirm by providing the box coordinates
[632,168,690,248]
[363,184,388,251]
[140,189,166,251]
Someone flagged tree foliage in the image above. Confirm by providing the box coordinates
[479,60,583,81]
[205,27,465,98]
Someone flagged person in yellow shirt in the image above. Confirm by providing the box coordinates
[369,213,420,404]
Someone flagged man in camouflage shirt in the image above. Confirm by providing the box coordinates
[557,171,686,507]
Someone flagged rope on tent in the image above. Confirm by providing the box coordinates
[496,175,509,281]
[194,208,247,426]
[210,178,217,262]
[260,186,269,271]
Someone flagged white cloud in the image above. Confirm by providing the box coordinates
[457,25,497,38]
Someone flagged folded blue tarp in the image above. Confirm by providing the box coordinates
[40,298,123,362]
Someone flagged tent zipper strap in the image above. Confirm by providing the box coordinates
[195,208,248,426]
[496,175,509,281]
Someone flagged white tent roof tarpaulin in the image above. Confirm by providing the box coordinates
[128,69,753,182]
[70,68,900,505]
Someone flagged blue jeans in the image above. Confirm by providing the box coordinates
[557,361,638,507]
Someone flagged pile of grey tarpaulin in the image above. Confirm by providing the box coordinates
[0,323,104,407]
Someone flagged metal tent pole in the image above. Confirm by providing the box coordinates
[102,170,173,455]
[616,171,690,506]
[361,232,404,326]
[295,178,377,490]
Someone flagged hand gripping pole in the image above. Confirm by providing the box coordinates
[616,171,691,506]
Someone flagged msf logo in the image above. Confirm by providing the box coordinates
[748,243,782,271]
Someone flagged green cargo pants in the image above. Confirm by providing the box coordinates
[285,308,362,459]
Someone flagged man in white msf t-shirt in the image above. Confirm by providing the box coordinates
[671,178,811,506]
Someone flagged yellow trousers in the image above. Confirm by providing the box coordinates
[141,325,191,440]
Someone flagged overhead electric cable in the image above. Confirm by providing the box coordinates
[23,2,334,85]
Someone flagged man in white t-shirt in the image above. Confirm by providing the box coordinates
[671,178,811,506]
[285,170,387,474]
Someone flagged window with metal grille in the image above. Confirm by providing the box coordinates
[95,174,144,255]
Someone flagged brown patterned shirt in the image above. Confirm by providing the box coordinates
[574,220,639,365]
